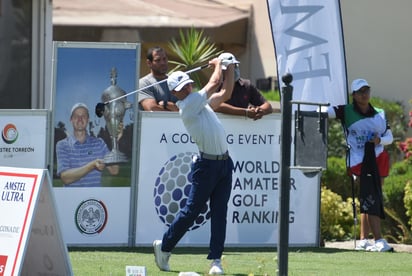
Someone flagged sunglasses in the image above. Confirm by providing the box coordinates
[354,87,370,95]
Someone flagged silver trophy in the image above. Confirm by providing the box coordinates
[101,68,132,164]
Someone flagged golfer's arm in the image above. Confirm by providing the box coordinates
[209,65,235,109]
[204,63,223,99]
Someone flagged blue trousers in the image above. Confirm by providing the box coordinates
[161,155,233,259]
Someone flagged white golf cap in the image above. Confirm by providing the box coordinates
[70,102,89,116]
[351,79,370,92]
[167,71,194,92]
[218,52,240,70]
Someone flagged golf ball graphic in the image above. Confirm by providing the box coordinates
[154,152,211,230]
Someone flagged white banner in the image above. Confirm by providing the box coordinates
[135,112,320,246]
[53,188,130,245]
[268,0,347,108]
[0,110,48,169]
[0,167,71,275]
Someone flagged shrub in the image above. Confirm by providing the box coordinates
[402,105,412,236]
[381,161,412,243]
[404,180,412,230]
[321,157,353,200]
[320,186,358,241]
[384,162,410,222]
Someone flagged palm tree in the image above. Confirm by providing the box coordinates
[168,26,223,88]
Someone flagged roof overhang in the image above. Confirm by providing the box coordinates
[53,0,250,28]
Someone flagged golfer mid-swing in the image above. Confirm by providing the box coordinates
[153,55,237,274]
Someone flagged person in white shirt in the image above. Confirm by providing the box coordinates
[153,55,236,275]
[326,78,393,252]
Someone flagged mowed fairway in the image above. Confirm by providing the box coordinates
[69,246,412,275]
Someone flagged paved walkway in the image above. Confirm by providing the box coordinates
[325,240,412,253]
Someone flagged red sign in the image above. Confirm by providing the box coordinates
[0,255,8,276]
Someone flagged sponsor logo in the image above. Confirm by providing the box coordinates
[75,199,107,235]
[0,255,8,276]
[154,152,210,230]
[2,124,18,144]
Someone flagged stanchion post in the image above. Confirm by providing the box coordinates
[278,73,293,276]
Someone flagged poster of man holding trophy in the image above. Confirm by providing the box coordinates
[52,42,138,188]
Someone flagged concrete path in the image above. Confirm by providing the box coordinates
[325,240,412,253]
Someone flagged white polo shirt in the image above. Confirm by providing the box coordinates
[176,89,228,155]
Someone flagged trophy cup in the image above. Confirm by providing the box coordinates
[101,67,132,164]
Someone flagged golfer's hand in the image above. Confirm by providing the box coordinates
[209,58,221,68]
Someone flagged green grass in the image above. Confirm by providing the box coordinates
[262,90,280,102]
[68,246,412,275]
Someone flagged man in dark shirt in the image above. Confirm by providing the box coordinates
[213,53,273,120]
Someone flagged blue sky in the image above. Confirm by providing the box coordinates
[54,44,139,135]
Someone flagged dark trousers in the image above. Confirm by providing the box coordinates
[360,142,385,219]
[162,155,233,259]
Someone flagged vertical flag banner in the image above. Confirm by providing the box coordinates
[267,0,348,108]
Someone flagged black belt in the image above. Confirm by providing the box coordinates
[200,151,229,160]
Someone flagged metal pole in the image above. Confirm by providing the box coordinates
[278,73,293,276]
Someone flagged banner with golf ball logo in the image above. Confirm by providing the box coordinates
[135,112,320,246]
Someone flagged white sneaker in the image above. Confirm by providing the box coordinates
[355,239,373,250]
[367,239,394,252]
[153,240,171,271]
[209,259,224,275]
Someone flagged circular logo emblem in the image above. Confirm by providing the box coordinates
[2,123,18,144]
[154,152,211,230]
[75,199,108,235]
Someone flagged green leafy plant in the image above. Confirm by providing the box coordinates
[320,186,357,241]
[404,180,412,230]
[399,137,412,162]
[397,100,412,163]
[383,206,412,244]
[321,156,353,199]
[168,26,223,88]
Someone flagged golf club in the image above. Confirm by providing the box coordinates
[95,64,209,117]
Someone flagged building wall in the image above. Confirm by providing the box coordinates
[51,1,412,113]
[255,1,412,113]
[235,1,277,89]
[340,0,412,112]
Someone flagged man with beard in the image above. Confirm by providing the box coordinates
[138,46,178,111]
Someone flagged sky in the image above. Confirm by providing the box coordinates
[53,43,139,135]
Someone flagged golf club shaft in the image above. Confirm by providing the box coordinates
[105,63,209,104]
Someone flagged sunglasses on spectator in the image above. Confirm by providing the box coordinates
[354,87,370,95]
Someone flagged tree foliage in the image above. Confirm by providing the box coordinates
[168,26,222,88]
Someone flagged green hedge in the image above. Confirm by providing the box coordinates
[320,186,358,241]
[321,159,412,243]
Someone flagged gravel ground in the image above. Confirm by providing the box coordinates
[325,240,412,253]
